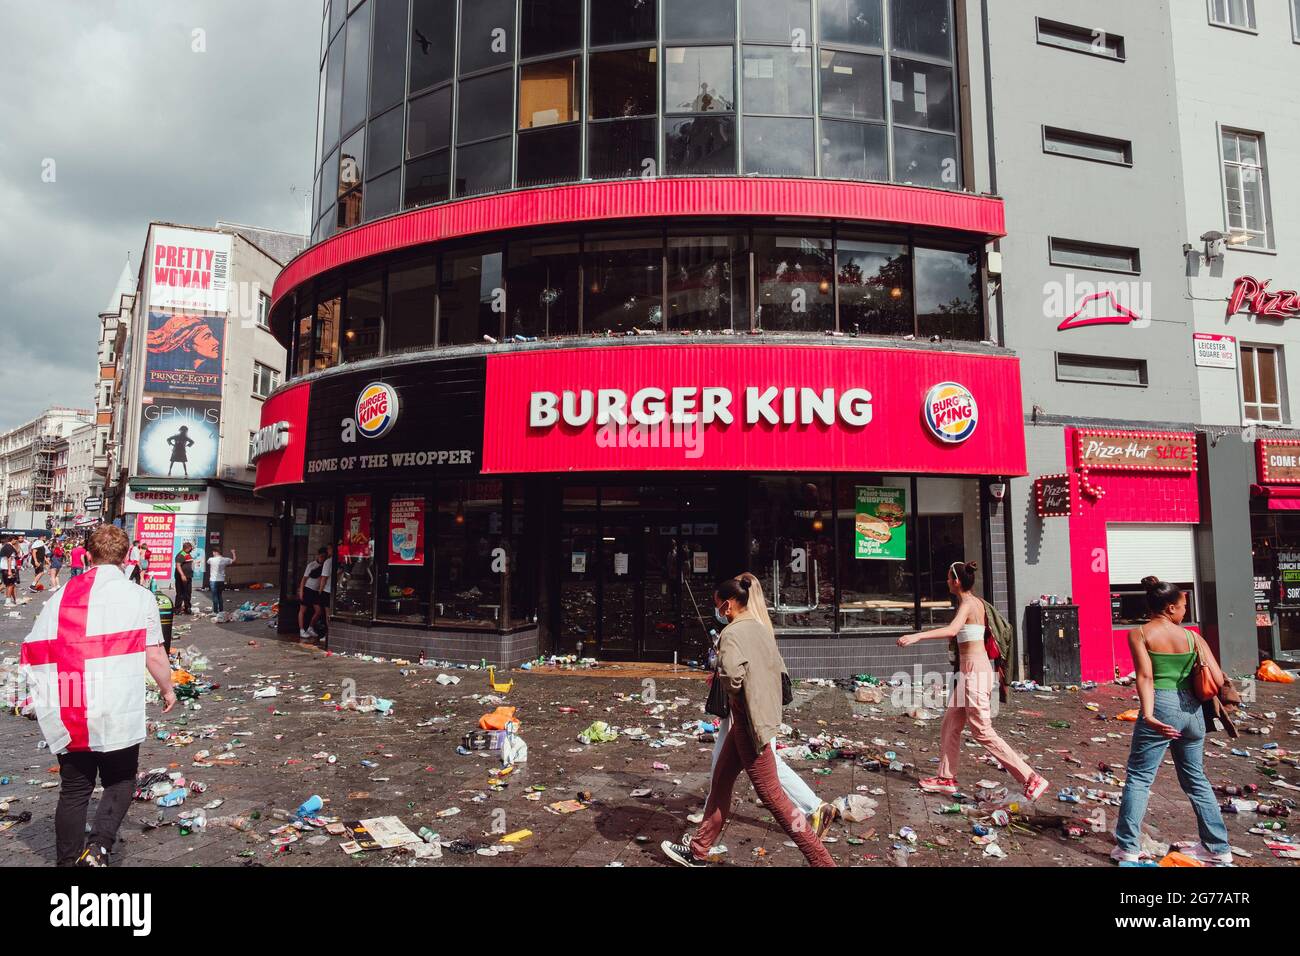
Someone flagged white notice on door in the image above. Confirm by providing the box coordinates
[614,552,629,575]
[571,552,587,573]
[693,551,709,574]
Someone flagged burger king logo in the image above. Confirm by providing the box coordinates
[356,382,399,439]
[923,382,978,444]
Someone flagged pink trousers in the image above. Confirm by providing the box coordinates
[938,658,1035,785]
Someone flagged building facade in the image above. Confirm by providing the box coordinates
[0,408,94,531]
[111,221,304,588]
[254,0,1029,675]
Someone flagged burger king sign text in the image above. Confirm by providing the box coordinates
[356,382,399,439]
[923,382,978,444]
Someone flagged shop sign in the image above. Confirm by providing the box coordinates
[1228,276,1300,319]
[1276,551,1300,608]
[1074,429,1197,500]
[250,420,290,462]
[854,486,907,561]
[1256,438,1300,485]
[387,495,425,566]
[135,513,176,585]
[83,497,102,512]
[1033,474,1072,518]
[341,494,373,558]
[1255,575,1273,627]
[356,383,400,438]
[1192,333,1236,369]
[922,382,978,444]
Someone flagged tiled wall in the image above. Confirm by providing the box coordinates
[327,621,540,668]
[778,634,952,681]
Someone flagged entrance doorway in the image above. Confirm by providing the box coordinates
[556,480,739,662]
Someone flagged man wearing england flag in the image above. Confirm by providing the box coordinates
[21,524,177,866]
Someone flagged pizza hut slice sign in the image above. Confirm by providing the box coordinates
[1077,430,1196,471]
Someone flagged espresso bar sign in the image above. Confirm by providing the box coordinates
[1257,438,1300,485]
[1034,474,1072,518]
[1076,430,1197,472]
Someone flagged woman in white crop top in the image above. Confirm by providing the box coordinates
[897,560,1050,802]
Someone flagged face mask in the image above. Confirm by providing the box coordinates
[714,605,729,626]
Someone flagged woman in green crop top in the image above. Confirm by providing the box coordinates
[1111,576,1231,865]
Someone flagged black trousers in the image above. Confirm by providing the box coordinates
[55,745,140,866]
[175,576,192,613]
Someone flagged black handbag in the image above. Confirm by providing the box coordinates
[705,670,730,719]
[781,671,793,706]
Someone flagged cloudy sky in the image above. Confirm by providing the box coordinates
[0,0,319,432]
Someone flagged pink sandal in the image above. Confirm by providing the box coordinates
[919,776,958,794]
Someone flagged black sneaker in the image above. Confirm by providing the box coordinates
[661,840,704,867]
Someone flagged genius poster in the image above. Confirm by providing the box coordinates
[137,400,221,478]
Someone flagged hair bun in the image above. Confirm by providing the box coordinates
[1141,575,1161,589]
[965,561,978,572]
[738,576,752,590]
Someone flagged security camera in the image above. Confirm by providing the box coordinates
[988,481,1007,500]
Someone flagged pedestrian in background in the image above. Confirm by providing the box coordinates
[173,541,194,614]
[20,524,176,866]
[49,538,64,589]
[69,537,89,578]
[1,534,20,607]
[207,546,236,613]
[1111,576,1232,865]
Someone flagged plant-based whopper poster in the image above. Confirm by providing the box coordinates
[854,485,907,560]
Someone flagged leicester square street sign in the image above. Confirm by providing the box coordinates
[1228,276,1300,319]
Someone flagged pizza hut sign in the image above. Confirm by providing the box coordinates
[1228,276,1300,320]
[1074,429,1197,500]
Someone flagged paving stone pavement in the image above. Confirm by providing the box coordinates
[1,595,1297,868]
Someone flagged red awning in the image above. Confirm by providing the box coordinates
[1251,484,1300,510]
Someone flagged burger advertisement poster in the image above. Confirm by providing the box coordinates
[145,311,225,396]
[854,486,907,560]
[137,400,221,479]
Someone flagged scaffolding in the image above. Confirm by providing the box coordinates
[31,436,61,515]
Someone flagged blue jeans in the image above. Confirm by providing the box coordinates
[1114,688,1230,854]
[211,581,225,613]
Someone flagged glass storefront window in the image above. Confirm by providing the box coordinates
[409,0,455,93]
[385,256,437,352]
[837,476,913,632]
[890,0,953,59]
[506,235,581,338]
[369,0,408,116]
[404,149,450,207]
[820,0,883,47]
[820,49,884,122]
[334,492,375,619]
[741,45,812,115]
[665,116,736,175]
[753,232,834,332]
[454,136,512,197]
[519,57,579,128]
[665,46,734,113]
[314,288,342,371]
[340,0,372,136]
[457,69,513,144]
[407,86,452,158]
[664,0,735,41]
[750,476,835,631]
[459,0,515,75]
[893,127,958,190]
[584,234,663,334]
[837,238,912,337]
[435,479,505,629]
[915,477,984,628]
[588,48,656,120]
[742,0,810,43]
[667,233,746,331]
[820,119,888,181]
[590,0,656,46]
[341,272,383,363]
[377,491,432,624]
[439,245,504,345]
[743,117,814,177]
[520,0,580,58]
[915,247,982,341]
[589,117,657,180]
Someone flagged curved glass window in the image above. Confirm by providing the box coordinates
[407,86,452,157]
[367,104,404,176]
[889,58,954,131]
[520,0,580,58]
[519,57,579,128]
[741,45,813,115]
[820,0,883,47]
[915,247,981,341]
[439,245,504,344]
[370,0,409,116]
[589,48,656,120]
[819,49,884,121]
[409,0,455,92]
[584,234,663,334]
[454,137,512,197]
[665,116,736,175]
[820,119,887,180]
[741,0,811,43]
[589,117,656,180]
[744,117,814,177]
[837,239,911,336]
[404,149,450,206]
[340,0,372,136]
[506,235,581,338]
[457,69,513,143]
[590,0,656,46]
[459,0,515,75]
[893,126,958,189]
[889,0,953,58]
[341,271,384,362]
[386,256,437,351]
[665,46,734,113]
[667,232,746,331]
[322,33,345,154]
[753,231,834,332]
[664,0,734,41]
[517,124,581,187]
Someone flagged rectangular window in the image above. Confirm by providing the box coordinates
[369,0,408,116]
[341,273,384,363]
[247,431,257,466]
[584,234,664,334]
[377,491,432,624]
[435,479,506,629]
[837,239,911,337]
[1221,128,1272,249]
[314,288,341,371]
[409,0,455,92]
[458,0,514,75]
[1055,353,1148,387]
[1042,126,1132,166]
[590,0,656,46]
[506,234,581,338]
[1035,17,1125,61]
[339,0,372,136]
[1049,237,1141,274]
[667,232,747,331]
[1208,0,1256,30]
[752,476,835,632]
[385,256,437,352]
[753,232,834,332]
[438,244,504,345]
[252,361,281,399]
[337,128,364,230]
[1107,523,1198,626]
[1241,344,1285,423]
[256,292,271,329]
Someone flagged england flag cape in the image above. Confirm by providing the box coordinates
[20,564,163,754]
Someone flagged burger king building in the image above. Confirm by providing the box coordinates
[253,0,1030,676]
